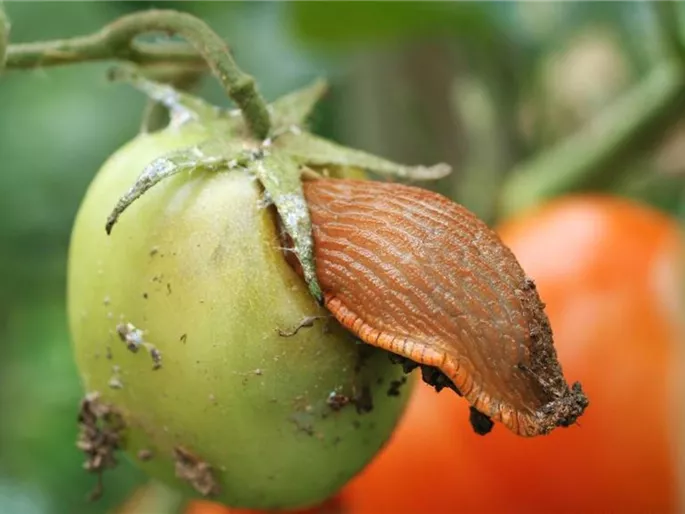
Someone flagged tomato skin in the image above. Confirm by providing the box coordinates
[331,195,685,513]
[476,195,685,512]
[67,122,411,509]
[183,378,489,514]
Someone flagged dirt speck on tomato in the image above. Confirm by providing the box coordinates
[116,322,145,351]
[150,348,162,370]
[387,377,407,397]
[76,392,125,501]
[326,391,351,411]
[173,446,220,497]
[108,375,123,390]
[353,385,373,414]
[116,322,163,369]
[137,449,154,461]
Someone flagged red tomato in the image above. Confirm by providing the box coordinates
[338,195,685,513]
[480,195,685,513]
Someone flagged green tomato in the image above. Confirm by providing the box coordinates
[67,121,411,510]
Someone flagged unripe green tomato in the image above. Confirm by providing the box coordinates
[67,121,411,510]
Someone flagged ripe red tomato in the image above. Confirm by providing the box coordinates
[337,194,685,513]
[479,194,685,513]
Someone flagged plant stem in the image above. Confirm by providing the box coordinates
[5,9,271,139]
[7,39,201,69]
[0,2,9,71]
[498,59,685,218]
[653,1,685,65]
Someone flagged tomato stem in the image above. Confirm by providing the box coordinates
[3,9,272,139]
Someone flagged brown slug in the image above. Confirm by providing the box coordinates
[283,178,588,437]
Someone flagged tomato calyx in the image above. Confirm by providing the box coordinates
[103,66,451,302]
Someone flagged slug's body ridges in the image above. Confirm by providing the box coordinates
[292,178,588,437]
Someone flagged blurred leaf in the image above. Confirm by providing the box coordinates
[286,2,499,48]
[0,3,148,301]
[0,300,146,514]
[616,168,685,216]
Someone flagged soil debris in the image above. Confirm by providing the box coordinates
[353,344,374,374]
[469,406,494,435]
[76,392,125,502]
[116,322,145,352]
[326,391,351,411]
[420,365,461,394]
[387,376,407,397]
[388,352,419,373]
[137,449,154,461]
[116,322,163,370]
[149,347,163,370]
[388,352,461,395]
[108,376,123,390]
[352,384,373,414]
[173,446,220,497]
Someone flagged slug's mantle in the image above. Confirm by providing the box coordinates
[285,178,589,438]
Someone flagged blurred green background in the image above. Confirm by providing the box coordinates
[2,2,685,513]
